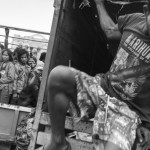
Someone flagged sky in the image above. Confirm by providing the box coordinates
[0,0,55,45]
[0,0,54,33]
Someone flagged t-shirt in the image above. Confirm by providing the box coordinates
[107,13,150,123]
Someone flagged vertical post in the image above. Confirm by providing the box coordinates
[28,0,63,149]
[5,28,9,49]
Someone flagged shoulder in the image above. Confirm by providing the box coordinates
[8,62,14,67]
[118,13,145,33]
[118,13,145,25]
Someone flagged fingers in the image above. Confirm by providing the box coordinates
[137,128,143,143]
[137,127,150,147]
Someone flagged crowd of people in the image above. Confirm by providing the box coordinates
[0,43,46,107]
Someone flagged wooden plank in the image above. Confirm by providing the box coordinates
[0,134,15,142]
[0,105,32,146]
[36,132,93,150]
[10,110,19,136]
[36,132,51,146]
[28,1,63,150]
[40,112,93,134]
[0,103,33,112]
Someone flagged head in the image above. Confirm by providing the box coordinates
[28,57,37,69]
[32,48,38,58]
[2,49,13,62]
[144,0,150,35]
[17,48,29,65]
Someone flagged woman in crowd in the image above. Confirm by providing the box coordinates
[17,56,41,107]
[11,48,31,105]
[28,56,37,72]
[0,43,4,62]
[0,49,15,104]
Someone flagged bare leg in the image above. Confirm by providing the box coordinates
[45,66,77,150]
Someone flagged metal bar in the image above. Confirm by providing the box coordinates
[0,34,48,43]
[6,43,48,50]
[0,42,47,50]
[0,25,50,35]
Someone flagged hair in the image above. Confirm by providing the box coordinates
[17,48,29,63]
[2,49,13,62]
[39,52,46,62]
[0,43,4,50]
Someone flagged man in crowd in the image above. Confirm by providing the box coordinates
[44,0,150,150]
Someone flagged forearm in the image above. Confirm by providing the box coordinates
[95,1,115,34]
[95,0,121,40]
[109,64,150,82]
[16,81,24,93]
[0,77,14,84]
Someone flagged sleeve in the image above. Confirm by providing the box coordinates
[118,13,140,34]
[0,63,15,84]
[118,14,130,34]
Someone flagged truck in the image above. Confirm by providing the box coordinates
[0,0,147,150]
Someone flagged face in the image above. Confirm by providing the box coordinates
[28,58,36,69]
[20,53,28,65]
[2,51,9,62]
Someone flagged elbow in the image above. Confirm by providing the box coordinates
[105,30,122,41]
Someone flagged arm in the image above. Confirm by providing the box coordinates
[94,0,122,40]
[13,64,24,94]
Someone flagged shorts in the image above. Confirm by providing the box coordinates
[69,67,141,150]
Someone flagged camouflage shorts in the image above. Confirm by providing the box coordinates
[70,67,141,150]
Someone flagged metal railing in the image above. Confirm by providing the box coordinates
[0,25,50,51]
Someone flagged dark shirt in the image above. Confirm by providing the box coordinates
[106,13,150,124]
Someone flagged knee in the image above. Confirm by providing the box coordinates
[48,65,76,91]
